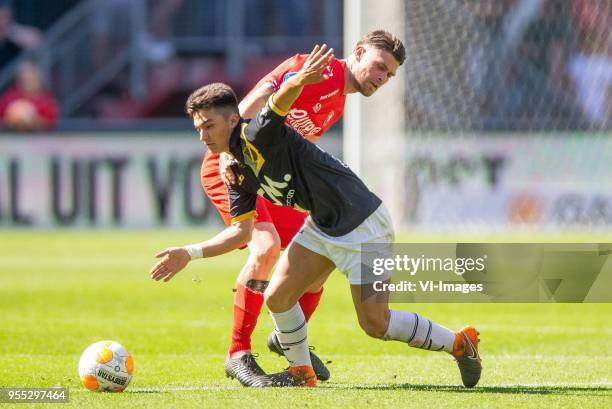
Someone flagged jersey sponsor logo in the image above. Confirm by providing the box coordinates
[313,102,322,113]
[257,174,292,206]
[285,189,305,210]
[287,108,322,136]
[256,174,305,210]
[282,72,297,84]
[286,188,297,206]
[319,89,339,101]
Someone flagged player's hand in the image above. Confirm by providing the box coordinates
[149,247,190,282]
[219,152,237,185]
[295,44,334,86]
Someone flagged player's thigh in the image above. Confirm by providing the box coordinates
[250,197,280,251]
[350,283,390,338]
[235,198,281,282]
[262,197,307,249]
[236,222,281,284]
[265,241,335,312]
[247,200,280,258]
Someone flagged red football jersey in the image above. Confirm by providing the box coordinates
[201,55,348,248]
[246,54,346,138]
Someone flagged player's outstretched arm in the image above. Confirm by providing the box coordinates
[238,81,275,120]
[241,45,333,147]
[149,217,254,282]
[272,44,334,114]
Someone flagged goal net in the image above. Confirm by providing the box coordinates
[345,0,612,233]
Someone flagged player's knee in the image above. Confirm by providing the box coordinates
[264,288,291,313]
[251,235,281,268]
[358,314,388,339]
[253,240,280,265]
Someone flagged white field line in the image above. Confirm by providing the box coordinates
[328,354,612,361]
[66,381,612,393]
[476,325,612,334]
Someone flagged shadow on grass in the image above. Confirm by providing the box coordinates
[320,383,612,396]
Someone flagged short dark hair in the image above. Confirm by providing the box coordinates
[357,30,406,66]
[185,82,239,117]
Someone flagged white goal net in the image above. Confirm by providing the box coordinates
[345,0,612,233]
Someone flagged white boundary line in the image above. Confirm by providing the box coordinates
[67,381,612,393]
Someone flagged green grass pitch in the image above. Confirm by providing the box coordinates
[1,230,611,408]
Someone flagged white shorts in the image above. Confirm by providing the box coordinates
[293,204,395,285]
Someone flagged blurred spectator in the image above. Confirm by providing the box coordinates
[0,2,42,67]
[463,0,512,95]
[92,0,184,67]
[461,0,516,128]
[505,0,578,128]
[0,59,59,131]
[143,0,184,62]
[567,0,612,128]
[520,0,574,86]
[462,0,586,129]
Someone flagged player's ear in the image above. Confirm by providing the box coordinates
[228,112,240,128]
[354,45,366,62]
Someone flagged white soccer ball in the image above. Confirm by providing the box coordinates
[78,340,134,392]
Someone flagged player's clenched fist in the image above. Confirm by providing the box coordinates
[149,247,190,282]
[219,152,238,186]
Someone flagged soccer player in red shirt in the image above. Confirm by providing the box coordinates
[200,31,404,385]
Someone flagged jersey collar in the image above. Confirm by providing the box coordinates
[229,118,245,154]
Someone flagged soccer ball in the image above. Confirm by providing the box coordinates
[78,340,134,392]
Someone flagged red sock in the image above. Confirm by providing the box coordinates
[298,287,324,322]
[229,283,264,356]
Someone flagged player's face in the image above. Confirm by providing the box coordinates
[192,108,238,154]
[354,46,400,96]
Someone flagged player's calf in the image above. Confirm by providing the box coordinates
[228,222,281,359]
[357,310,391,339]
[268,304,312,368]
[375,307,482,387]
[228,280,268,358]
